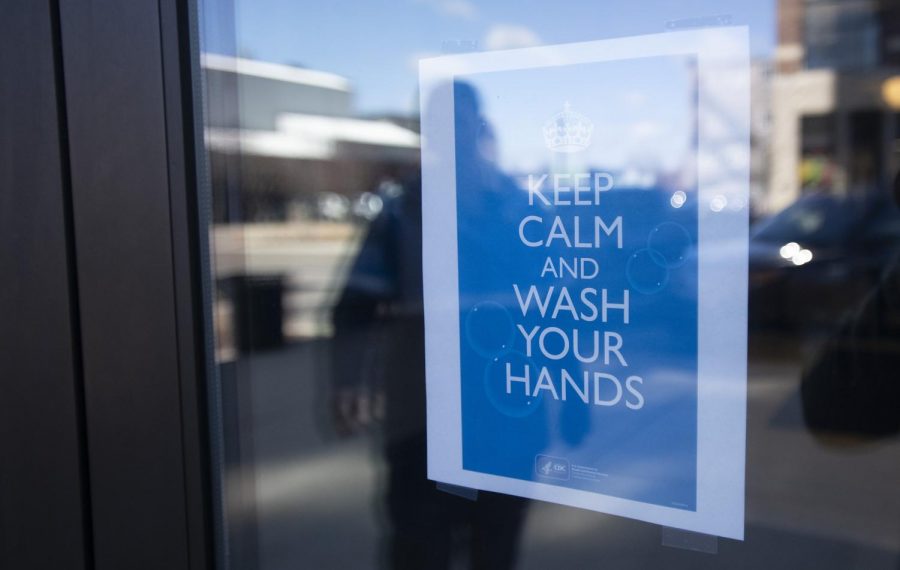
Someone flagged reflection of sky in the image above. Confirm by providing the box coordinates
[461,56,693,175]
[202,0,773,114]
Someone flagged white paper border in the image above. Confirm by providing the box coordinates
[419,27,749,540]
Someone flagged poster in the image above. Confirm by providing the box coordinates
[420,27,748,539]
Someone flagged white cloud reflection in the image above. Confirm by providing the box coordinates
[484,24,542,50]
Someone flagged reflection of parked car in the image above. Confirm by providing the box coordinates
[313,189,387,222]
[316,191,351,221]
[749,192,900,333]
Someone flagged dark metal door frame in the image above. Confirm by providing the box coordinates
[2,1,215,569]
[1,2,91,568]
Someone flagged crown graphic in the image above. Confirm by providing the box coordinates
[543,102,593,153]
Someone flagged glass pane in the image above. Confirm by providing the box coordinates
[195,0,900,568]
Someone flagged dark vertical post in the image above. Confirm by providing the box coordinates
[0,2,90,569]
[56,0,214,568]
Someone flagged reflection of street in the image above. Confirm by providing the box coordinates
[212,221,363,357]
[239,337,900,569]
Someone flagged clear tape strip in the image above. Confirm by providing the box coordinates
[661,526,719,554]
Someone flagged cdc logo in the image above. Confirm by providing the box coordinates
[535,455,570,480]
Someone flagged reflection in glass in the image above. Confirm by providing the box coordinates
[196,0,900,568]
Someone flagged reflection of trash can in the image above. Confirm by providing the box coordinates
[227,274,285,352]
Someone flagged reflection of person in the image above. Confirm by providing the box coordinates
[331,81,526,570]
[801,171,900,437]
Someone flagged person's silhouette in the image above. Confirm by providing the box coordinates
[330,81,527,570]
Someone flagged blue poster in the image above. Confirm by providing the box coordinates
[420,28,748,539]
[456,55,699,511]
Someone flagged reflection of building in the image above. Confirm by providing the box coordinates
[202,54,420,221]
[202,55,421,343]
[769,0,900,213]
[750,60,773,218]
